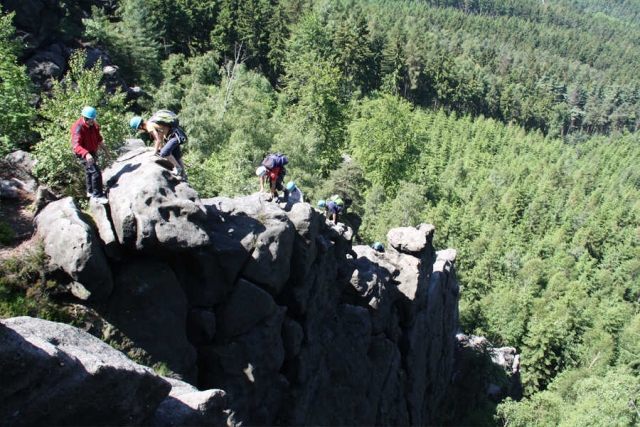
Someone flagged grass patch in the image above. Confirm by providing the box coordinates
[152,362,171,377]
[0,242,70,322]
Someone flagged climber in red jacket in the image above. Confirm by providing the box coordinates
[71,106,112,203]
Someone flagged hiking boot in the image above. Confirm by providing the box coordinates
[87,192,93,198]
[172,166,183,176]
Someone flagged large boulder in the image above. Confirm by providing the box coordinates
[34,197,113,301]
[0,317,171,426]
[25,43,68,91]
[102,147,210,252]
[152,378,230,427]
[202,194,296,295]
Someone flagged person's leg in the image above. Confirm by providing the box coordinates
[275,173,285,200]
[90,162,104,196]
[172,144,187,178]
[164,154,179,169]
[78,153,95,196]
[160,138,180,170]
[85,165,93,195]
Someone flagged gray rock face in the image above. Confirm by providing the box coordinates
[1,151,38,197]
[0,317,171,426]
[151,378,229,427]
[4,0,132,98]
[24,146,467,426]
[102,147,210,251]
[34,197,113,301]
[107,257,197,380]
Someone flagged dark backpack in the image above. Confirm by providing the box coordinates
[150,110,187,145]
[261,153,289,170]
[170,127,188,145]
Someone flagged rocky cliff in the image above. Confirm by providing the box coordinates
[1,140,468,425]
[2,0,134,101]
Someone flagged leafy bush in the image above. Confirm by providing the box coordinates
[0,7,36,155]
[32,50,128,198]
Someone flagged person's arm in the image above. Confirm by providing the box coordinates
[147,124,166,154]
[260,175,265,192]
[98,141,112,161]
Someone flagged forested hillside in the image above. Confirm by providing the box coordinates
[1,0,640,425]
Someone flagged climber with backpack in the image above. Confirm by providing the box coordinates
[130,110,188,179]
[256,153,288,201]
[317,194,345,224]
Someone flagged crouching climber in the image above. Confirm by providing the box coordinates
[317,195,345,224]
[285,181,303,204]
[256,153,288,201]
[130,112,188,180]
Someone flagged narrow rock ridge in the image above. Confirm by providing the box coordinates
[1,143,514,426]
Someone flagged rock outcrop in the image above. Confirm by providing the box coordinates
[1,141,508,425]
[3,0,134,100]
[0,316,171,426]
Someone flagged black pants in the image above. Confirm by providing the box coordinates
[77,152,103,196]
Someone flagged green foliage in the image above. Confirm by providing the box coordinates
[0,8,36,155]
[0,244,70,322]
[151,51,222,113]
[180,62,276,197]
[617,314,640,369]
[279,11,348,175]
[348,94,419,196]
[0,221,15,246]
[32,50,128,197]
[358,180,429,244]
[152,361,171,377]
[83,1,163,86]
[498,367,640,426]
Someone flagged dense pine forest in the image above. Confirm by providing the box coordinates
[2,0,640,425]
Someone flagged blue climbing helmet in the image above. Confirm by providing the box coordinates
[82,106,97,119]
[286,181,296,191]
[130,116,143,130]
[317,200,326,207]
